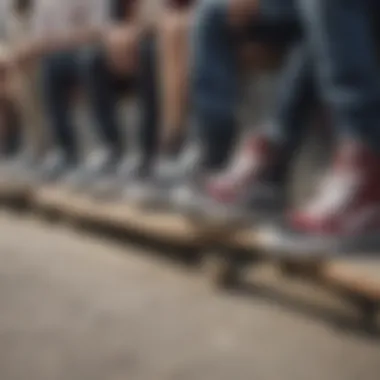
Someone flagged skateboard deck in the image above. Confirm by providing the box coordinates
[33,185,68,215]
[0,177,33,207]
[33,187,205,248]
[198,220,380,327]
[32,185,380,326]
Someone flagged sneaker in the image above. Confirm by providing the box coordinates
[181,135,285,225]
[63,149,118,192]
[286,139,380,251]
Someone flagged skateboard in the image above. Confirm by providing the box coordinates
[0,170,34,210]
[31,183,380,329]
[198,220,380,330]
[34,185,205,250]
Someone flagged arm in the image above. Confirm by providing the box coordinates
[158,7,191,147]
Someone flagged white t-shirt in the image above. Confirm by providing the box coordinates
[31,0,109,40]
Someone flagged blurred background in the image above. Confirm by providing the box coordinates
[0,0,379,379]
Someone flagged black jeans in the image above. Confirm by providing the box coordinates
[0,100,21,157]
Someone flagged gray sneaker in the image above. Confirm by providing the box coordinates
[63,149,118,193]
[0,149,40,185]
[129,144,203,211]
[34,150,75,184]
[169,178,286,229]
[90,153,147,201]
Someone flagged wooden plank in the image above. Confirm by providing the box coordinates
[35,189,204,247]
[0,181,30,199]
[32,185,65,210]
[221,224,380,302]
[31,186,380,303]
[0,178,34,209]
[322,261,380,301]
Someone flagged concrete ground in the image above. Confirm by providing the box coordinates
[0,212,379,380]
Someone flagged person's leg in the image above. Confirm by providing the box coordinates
[89,34,160,199]
[297,0,380,148]
[0,99,21,157]
[114,33,160,185]
[204,42,318,221]
[168,0,309,215]
[159,7,191,154]
[191,0,238,170]
[191,0,304,169]
[136,33,160,173]
[40,51,79,164]
[191,1,319,215]
[288,0,380,238]
[80,47,124,161]
[15,64,48,163]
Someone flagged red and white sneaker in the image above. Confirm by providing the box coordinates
[182,135,287,226]
[206,135,279,204]
[288,140,380,241]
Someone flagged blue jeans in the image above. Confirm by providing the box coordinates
[191,0,307,169]
[296,0,380,150]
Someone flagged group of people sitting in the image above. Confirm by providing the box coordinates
[1,0,380,249]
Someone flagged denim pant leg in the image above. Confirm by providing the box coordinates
[191,0,238,169]
[41,51,79,161]
[270,43,316,146]
[191,0,301,169]
[267,43,317,182]
[137,34,160,169]
[79,47,123,158]
[296,0,380,150]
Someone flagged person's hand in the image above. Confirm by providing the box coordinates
[228,0,260,27]
[104,25,139,74]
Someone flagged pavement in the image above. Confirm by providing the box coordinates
[0,211,379,380]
